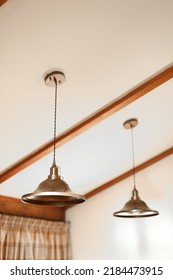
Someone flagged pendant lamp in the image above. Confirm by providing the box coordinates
[22,71,85,206]
[113,118,159,218]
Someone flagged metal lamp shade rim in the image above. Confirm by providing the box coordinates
[22,191,85,206]
[113,209,159,218]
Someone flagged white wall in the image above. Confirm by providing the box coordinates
[66,155,173,259]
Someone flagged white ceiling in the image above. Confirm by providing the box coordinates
[0,0,173,199]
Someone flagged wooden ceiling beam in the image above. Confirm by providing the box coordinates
[84,147,173,199]
[0,65,173,183]
[0,195,65,221]
[0,0,8,7]
[66,147,173,209]
[0,148,172,217]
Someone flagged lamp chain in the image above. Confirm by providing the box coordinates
[53,77,58,166]
[130,124,136,190]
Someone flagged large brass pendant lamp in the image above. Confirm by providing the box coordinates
[21,71,85,206]
[113,118,159,218]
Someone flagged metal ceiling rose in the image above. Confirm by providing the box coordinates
[44,71,65,87]
[113,189,159,218]
[22,164,85,206]
[123,118,138,129]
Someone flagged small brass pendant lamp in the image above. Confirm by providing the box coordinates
[113,118,159,218]
[22,71,85,206]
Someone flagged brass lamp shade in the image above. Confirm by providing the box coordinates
[113,118,159,218]
[21,70,85,206]
[113,189,159,218]
[22,164,85,206]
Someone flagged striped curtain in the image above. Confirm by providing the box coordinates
[0,214,71,260]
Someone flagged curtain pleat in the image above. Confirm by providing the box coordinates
[0,214,71,260]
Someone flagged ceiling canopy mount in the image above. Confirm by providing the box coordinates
[44,70,66,87]
[123,118,138,129]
